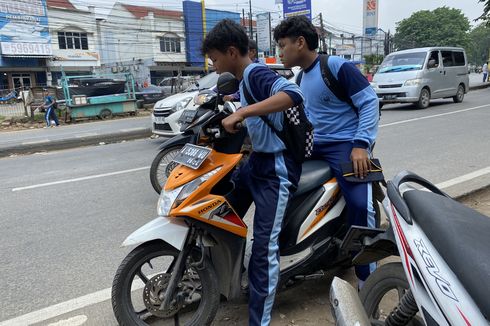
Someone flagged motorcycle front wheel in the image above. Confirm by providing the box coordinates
[149,146,183,194]
[112,241,220,326]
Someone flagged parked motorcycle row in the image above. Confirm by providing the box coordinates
[111,73,490,325]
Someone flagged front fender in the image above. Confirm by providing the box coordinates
[122,216,189,250]
[158,133,197,151]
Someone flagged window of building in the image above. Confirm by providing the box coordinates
[160,34,181,53]
[58,31,89,50]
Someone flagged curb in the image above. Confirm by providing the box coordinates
[469,83,490,91]
[0,128,152,157]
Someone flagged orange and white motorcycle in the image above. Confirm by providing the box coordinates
[111,73,381,326]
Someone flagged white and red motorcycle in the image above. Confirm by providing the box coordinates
[331,170,490,326]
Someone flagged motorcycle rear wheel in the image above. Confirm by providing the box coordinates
[359,262,424,326]
[112,241,220,326]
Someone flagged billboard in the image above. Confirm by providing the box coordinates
[363,0,378,36]
[283,0,311,20]
[0,0,52,56]
[256,13,271,53]
[335,44,356,55]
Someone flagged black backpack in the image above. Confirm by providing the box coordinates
[242,82,314,164]
[296,54,381,118]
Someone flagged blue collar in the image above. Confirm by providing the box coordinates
[304,55,320,73]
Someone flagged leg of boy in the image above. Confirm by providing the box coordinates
[247,152,300,326]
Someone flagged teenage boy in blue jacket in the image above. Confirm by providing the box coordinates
[202,19,304,326]
[273,16,379,287]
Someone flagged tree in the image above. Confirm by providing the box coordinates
[467,23,490,65]
[394,7,470,50]
[477,0,490,25]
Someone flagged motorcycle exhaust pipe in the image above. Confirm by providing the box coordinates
[329,277,370,326]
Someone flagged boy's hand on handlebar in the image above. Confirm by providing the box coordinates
[222,112,244,134]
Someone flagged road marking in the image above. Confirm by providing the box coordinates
[436,166,490,190]
[0,283,145,326]
[75,133,98,138]
[11,166,150,192]
[379,104,490,128]
[47,315,88,326]
[121,127,146,132]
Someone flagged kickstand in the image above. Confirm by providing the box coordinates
[174,313,180,326]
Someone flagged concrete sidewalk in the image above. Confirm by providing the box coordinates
[0,116,152,157]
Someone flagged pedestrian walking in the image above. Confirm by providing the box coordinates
[42,89,59,128]
[483,62,488,82]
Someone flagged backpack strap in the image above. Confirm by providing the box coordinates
[241,81,280,135]
[318,54,358,115]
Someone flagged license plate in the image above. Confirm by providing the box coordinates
[384,95,397,100]
[154,117,165,123]
[173,144,212,170]
[178,109,197,124]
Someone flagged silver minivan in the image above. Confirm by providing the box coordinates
[371,47,469,109]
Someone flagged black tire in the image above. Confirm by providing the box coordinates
[359,262,423,325]
[453,84,465,103]
[150,146,183,194]
[416,88,430,109]
[136,100,145,109]
[99,109,113,120]
[112,241,220,326]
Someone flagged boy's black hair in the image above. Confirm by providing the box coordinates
[201,19,249,56]
[273,16,319,51]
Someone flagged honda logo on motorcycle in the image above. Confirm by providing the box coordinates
[414,239,458,301]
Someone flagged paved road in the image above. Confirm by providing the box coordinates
[1,89,490,325]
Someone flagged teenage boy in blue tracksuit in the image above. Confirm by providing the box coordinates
[202,19,304,326]
[273,16,379,287]
[43,89,59,127]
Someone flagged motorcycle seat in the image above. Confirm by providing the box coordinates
[403,189,490,319]
[295,160,333,197]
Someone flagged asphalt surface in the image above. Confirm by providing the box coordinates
[1,88,490,325]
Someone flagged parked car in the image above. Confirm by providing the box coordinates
[370,47,469,109]
[135,84,166,106]
[158,76,195,95]
[151,64,298,136]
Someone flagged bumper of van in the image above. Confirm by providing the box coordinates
[375,85,421,104]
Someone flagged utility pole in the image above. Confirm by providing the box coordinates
[242,8,245,27]
[249,0,253,40]
[201,0,208,72]
[319,13,326,52]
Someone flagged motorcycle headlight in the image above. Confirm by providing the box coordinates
[157,167,222,216]
[170,97,193,113]
[404,79,422,86]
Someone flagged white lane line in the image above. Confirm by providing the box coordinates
[0,283,146,326]
[379,104,490,128]
[47,315,88,326]
[11,166,149,192]
[436,166,490,190]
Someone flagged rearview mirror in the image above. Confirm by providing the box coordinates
[428,59,438,69]
[217,72,239,95]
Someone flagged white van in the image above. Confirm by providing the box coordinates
[371,47,469,109]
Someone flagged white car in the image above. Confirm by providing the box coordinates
[151,65,299,136]
[152,72,219,136]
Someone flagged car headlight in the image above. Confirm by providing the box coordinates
[157,167,222,216]
[194,93,215,106]
[170,97,193,113]
[370,82,378,88]
[404,79,422,86]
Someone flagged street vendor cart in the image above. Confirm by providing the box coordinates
[60,73,139,121]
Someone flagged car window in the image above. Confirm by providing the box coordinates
[453,52,465,67]
[186,72,218,91]
[441,51,454,67]
[427,51,439,68]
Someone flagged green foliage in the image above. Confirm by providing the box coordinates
[467,23,490,65]
[477,0,490,25]
[394,7,470,50]
[364,54,384,65]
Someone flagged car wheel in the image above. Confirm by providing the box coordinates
[453,84,465,103]
[416,88,430,109]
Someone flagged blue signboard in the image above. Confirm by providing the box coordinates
[283,0,312,20]
[0,0,52,56]
[183,1,240,67]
